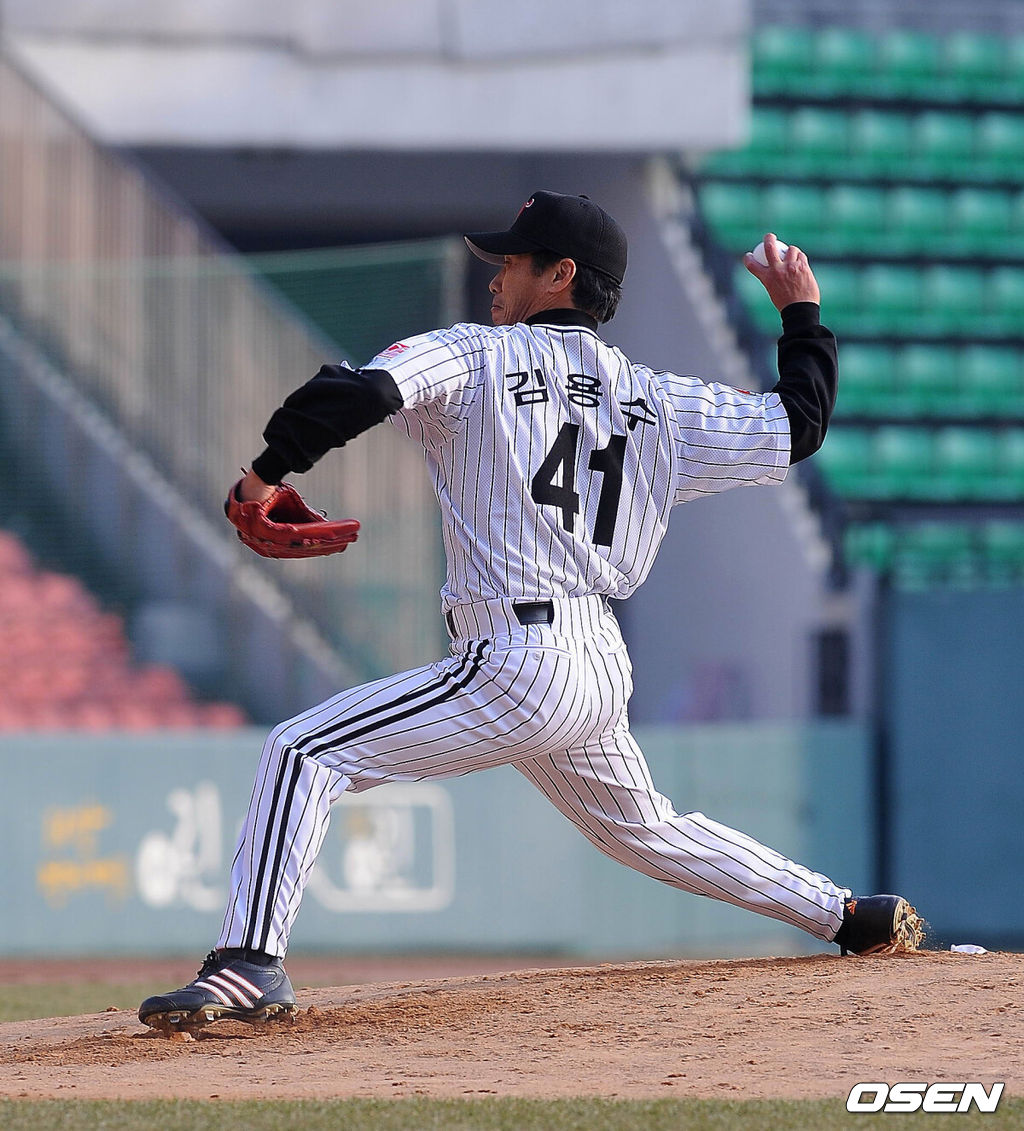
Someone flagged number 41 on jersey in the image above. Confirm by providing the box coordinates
[531,423,626,547]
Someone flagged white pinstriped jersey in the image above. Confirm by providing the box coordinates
[368,319,791,609]
[210,311,850,968]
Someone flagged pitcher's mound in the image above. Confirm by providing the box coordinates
[1,951,1019,1101]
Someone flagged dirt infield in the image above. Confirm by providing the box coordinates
[0,951,1020,1101]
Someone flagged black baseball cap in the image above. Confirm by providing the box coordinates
[464,191,627,285]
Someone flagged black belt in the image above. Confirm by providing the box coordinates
[445,600,554,635]
[512,601,554,625]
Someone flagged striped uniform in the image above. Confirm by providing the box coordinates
[217,312,849,957]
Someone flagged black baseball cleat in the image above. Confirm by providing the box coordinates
[138,950,297,1032]
[833,894,925,956]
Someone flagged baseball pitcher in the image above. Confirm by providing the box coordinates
[140,192,921,1033]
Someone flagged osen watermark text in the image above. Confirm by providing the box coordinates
[847,1082,1004,1113]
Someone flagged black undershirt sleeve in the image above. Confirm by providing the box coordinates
[251,366,404,484]
[771,301,839,465]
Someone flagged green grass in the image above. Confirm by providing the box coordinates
[0,983,156,1022]
[0,1099,1022,1131]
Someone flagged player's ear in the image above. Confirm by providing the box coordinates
[550,257,577,293]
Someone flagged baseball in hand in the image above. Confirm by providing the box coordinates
[752,239,789,267]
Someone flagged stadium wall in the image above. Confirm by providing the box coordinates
[883,588,1024,951]
[0,722,870,959]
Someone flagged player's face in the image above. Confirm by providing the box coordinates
[489,254,552,325]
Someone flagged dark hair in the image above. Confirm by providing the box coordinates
[529,249,622,324]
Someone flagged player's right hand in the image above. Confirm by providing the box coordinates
[744,232,821,312]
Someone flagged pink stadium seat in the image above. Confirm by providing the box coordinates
[0,533,32,575]
[202,703,248,729]
[0,526,246,730]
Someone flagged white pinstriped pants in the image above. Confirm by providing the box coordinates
[217,595,849,957]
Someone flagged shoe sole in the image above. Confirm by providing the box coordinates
[861,897,926,955]
[141,1001,297,1034]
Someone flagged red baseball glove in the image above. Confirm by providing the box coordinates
[224,479,359,558]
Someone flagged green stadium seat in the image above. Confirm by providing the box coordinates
[788,107,851,177]
[950,187,1013,256]
[872,426,935,499]
[1001,36,1024,102]
[759,183,826,248]
[703,106,791,177]
[944,32,1008,102]
[733,265,780,334]
[932,426,998,500]
[814,426,873,496]
[811,27,878,98]
[894,522,977,588]
[978,520,1024,581]
[745,105,794,164]
[849,110,914,178]
[1010,188,1024,251]
[912,112,976,179]
[732,27,1024,571]
[826,184,888,255]
[958,345,1024,417]
[813,264,861,331]
[885,186,950,256]
[860,265,922,335]
[844,522,895,571]
[877,29,943,98]
[921,266,986,337]
[993,428,1024,499]
[974,112,1024,180]
[834,342,895,417]
[752,26,815,96]
[896,343,958,417]
[699,182,760,249]
[989,267,1024,335]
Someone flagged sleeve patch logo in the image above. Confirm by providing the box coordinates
[383,341,410,356]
